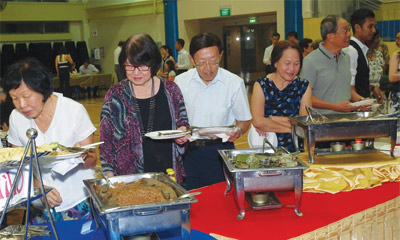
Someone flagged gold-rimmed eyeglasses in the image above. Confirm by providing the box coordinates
[194,61,219,69]
[124,64,150,72]
[336,26,351,35]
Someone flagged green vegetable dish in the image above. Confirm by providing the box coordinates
[231,152,298,169]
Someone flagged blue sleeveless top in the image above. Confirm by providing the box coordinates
[257,76,309,152]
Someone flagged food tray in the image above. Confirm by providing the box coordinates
[0,152,49,169]
[219,148,308,220]
[289,112,398,163]
[84,172,197,240]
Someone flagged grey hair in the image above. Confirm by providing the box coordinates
[320,15,339,41]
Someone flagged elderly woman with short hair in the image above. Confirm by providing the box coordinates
[99,33,189,183]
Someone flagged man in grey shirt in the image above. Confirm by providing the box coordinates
[300,15,358,114]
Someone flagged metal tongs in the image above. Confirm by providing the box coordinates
[95,167,115,188]
[305,105,329,122]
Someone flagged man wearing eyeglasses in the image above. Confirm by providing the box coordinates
[175,33,252,190]
[300,15,359,114]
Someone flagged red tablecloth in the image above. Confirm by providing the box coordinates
[190,181,400,240]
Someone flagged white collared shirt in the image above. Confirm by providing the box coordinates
[263,44,274,65]
[175,68,252,127]
[346,37,369,86]
[177,48,191,70]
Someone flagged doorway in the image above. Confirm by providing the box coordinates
[223,23,276,80]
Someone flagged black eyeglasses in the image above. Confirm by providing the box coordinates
[124,64,150,72]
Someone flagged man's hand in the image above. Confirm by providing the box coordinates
[332,101,359,112]
[226,127,242,142]
[42,188,62,208]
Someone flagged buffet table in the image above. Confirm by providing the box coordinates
[30,218,216,240]
[190,181,399,240]
[53,74,113,89]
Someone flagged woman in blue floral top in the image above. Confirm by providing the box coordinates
[251,41,312,152]
[99,34,190,183]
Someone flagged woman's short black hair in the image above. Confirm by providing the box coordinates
[119,33,162,77]
[270,41,303,73]
[1,57,54,102]
[189,33,223,57]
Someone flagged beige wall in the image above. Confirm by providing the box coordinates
[87,14,165,79]
[177,0,285,53]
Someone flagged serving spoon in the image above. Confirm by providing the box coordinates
[174,192,201,201]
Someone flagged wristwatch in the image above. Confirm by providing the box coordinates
[269,115,273,120]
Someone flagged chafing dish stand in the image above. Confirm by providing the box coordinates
[85,173,196,240]
[290,113,398,163]
[219,149,308,220]
[0,128,59,240]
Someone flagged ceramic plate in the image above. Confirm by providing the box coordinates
[349,99,375,106]
[197,126,235,135]
[39,151,84,162]
[145,130,187,140]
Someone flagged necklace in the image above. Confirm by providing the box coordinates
[129,78,156,137]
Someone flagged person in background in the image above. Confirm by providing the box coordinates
[99,34,189,183]
[165,60,176,81]
[378,39,390,75]
[299,38,313,58]
[0,87,14,131]
[252,41,312,152]
[311,39,323,50]
[55,46,73,98]
[348,8,383,103]
[79,59,99,98]
[263,32,280,75]
[300,15,359,114]
[2,58,97,223]
[114,41,126,82]
[287,31,299,44]
[70,63,79,76]
[175,33,252,190]
[175,38,191,75]
[388,30,400,114]
[158,45,175,78]
[366,30,385,110]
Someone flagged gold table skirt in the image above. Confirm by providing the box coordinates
[299,151,400,194]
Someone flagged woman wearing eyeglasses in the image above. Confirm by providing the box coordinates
[99,34,190,184]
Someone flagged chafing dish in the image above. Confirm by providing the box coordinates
[218,148,308,220]
[84,173,197,240]
[290,112,398,163]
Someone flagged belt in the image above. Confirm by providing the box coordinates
[191,139,232,147]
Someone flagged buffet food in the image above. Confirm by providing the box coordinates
[232,152,298,169]
[0,142,58,163]
[94,178,178,207]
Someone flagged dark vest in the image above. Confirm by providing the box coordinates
[349,40,370,98]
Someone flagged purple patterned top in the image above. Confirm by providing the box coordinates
[99,78,189,183]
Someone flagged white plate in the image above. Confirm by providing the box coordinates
[145,130,187,140]
[198,127,235,135]
[349,99,375,106]
[39,151,84,162]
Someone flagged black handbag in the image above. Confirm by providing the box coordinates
[379,75,400,92]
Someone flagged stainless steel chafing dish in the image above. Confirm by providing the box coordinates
[290,112,398,163]
[218,148,308,220]
[84,172,197,240]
